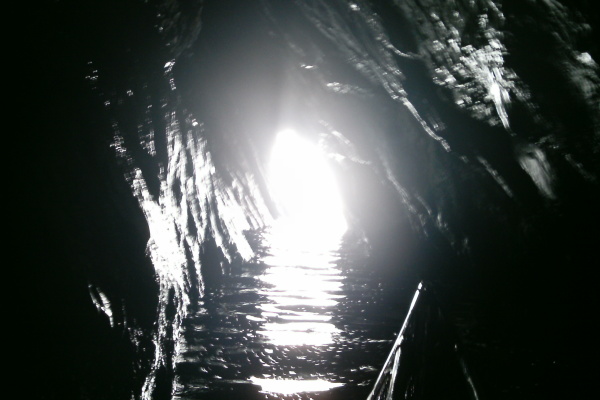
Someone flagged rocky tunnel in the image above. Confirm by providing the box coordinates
[23,1,599,399]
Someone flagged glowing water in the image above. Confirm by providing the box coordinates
[246,129,349,392]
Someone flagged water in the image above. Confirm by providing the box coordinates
[173,228,415,399]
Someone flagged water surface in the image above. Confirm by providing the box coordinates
[174,228,415,399]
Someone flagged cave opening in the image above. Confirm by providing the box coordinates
[267,128,347,253]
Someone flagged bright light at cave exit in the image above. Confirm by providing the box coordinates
[267,129,347,255]
[249,132,347,395]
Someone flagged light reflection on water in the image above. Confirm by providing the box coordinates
[252,377,344,395]
[255,220,344,350]
[245,127,348,392]
[173,130,405,399]
[174,221,352,398]
[173,226,407,400]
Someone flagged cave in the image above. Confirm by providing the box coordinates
[23,1,598,399]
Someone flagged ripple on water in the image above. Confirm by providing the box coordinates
[174,233,411,400]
